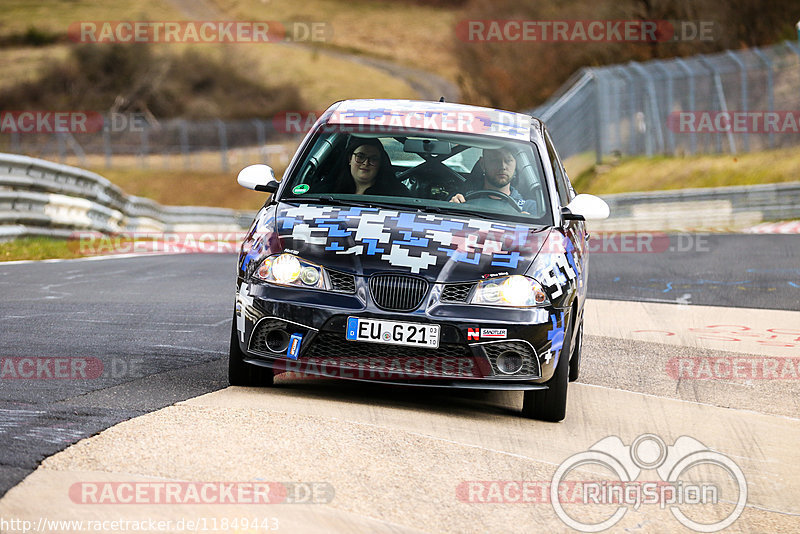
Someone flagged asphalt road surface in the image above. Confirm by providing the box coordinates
[0,233,798,532]
[0,255,235,494]
[589,233,800,309]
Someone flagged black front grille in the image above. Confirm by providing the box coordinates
[440,283,475,303]
[369,274,428,311]
[328,269,356,293]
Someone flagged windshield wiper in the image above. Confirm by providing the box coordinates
[415,204,495,220]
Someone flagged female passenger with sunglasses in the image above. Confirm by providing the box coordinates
[314,138,410,196]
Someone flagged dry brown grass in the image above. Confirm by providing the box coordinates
[0,1,419,112]
[63,144,299,211]
[0,0,184,37]
[210,0,460,83]
[572,147,800,195]
[92,166,268,211]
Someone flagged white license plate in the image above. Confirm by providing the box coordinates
[346,317,439,349]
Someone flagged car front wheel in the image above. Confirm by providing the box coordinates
[521,315,572,422]
[229,314,274,387]
[569,319,583,383]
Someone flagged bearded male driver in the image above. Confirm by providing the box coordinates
[448,147,538,213]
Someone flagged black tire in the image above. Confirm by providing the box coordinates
[229,315,274,387]
[522,315,572,422]
[569,319,583,383]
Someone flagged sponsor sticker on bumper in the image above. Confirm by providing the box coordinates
[480,328,507,339]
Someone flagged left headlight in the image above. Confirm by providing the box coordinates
[470,275,549,307]
[254,253,327,290]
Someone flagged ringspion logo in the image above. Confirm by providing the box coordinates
[550,434,747,532]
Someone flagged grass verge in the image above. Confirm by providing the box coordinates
[0,237,86,262]
[572,147,800,195]
[210,0,460,84]
[92,167,269,211]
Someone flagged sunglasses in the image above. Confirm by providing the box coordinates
[352,152,379,166]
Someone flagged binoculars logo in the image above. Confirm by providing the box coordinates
[551,433,747,532]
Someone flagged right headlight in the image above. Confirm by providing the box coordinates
[469,275,549,307]
[254,253,328,290]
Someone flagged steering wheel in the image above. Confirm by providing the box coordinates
[396,160,465,183]
[464,190,523,212]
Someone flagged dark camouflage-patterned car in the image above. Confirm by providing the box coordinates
[231,99,609,421]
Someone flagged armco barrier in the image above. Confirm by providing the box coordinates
[2,153,797,238]
[588,181,800,231]
[0,153,256,240]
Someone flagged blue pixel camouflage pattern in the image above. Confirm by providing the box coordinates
[239,203,551,280]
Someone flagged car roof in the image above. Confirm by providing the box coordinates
[324,99,543,143]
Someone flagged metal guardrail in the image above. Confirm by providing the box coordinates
[1,152,796,239]
[589,181,800,231]
[0,153,255,240]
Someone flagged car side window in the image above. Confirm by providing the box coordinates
[545,132,572,206]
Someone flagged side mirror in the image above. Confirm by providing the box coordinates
[561,194,610,222]
[237,164,279,193]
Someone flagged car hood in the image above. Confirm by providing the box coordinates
[244,202,551,282]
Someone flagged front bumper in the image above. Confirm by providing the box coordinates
[235,281,570,389]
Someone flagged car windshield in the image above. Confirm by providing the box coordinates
[280,126,553,225]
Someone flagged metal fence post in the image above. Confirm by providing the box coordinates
[65,133,86,166]
[653,61,676,155]
[57,132,66,163]
[674,58,696,155]
[216,119,229,172]
[139,124,149,169]
[785,41,800,105]
[604,67,622,154]
[253,119,266,165]
[699,55,736,154]
[628,61,665,156]
[180,120,190,170]
[614,66,636,155]
[591,71,604,163]
[725,50,749,152]
[102,117,112,168]
[752,47,775,149]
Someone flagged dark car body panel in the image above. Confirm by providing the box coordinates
[233,100,591,391]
